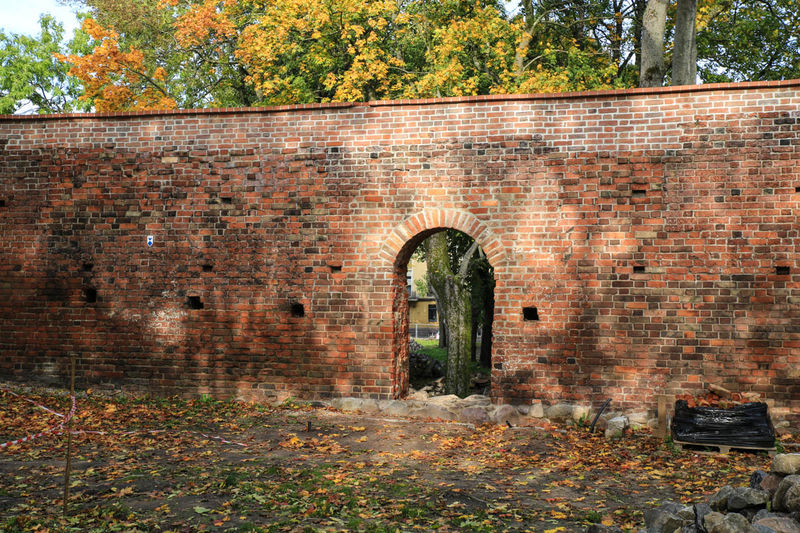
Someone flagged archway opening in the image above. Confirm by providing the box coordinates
[393,228,495,399]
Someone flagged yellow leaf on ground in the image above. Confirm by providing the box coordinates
[279,434,304,448]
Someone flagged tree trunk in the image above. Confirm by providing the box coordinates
[672,0,698,86]
[480,289,493,369]
[611,0,623,65]
[470,311,479,363]
[469,265,484,363]
[424,232,475,397]
[513,0,536,79]
[639,0,668,87]
[631,0,648,79]
[442,283,472,396]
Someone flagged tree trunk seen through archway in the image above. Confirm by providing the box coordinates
[424,231,478,397]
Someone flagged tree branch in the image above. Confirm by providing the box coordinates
[457,240,479,280]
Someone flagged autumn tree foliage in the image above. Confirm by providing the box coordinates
[57,0,633,110]
[57,19,177,111]
[52,0,800,111]
[234,0,412,103]
[26,0,800,110]
[58,0,258,111]
[235,0,625,102]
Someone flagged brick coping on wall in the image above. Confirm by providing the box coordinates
[2,79,799,121]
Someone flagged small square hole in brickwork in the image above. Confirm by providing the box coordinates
[731,189,741,196]
[187,296,204,309]
[776,266,790,276]
[795,186,800,193]
[330,264,342,272]
[83,287,97,303]
[221,197,233,204]
[82,263,94,272]
[0,199,5,207]
[632,189,647,197]
[290,302,305,317]
[202,264,213,272]
[633,265,646,274]
[522,306,539,321]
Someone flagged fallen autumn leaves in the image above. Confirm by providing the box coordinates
[1,386,791,532]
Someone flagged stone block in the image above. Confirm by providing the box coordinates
[605,416,629,439]
[774,455,800,476]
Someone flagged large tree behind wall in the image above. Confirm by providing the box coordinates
[639,0,698,86]
[638,0,800,87]
[639,0,668,86]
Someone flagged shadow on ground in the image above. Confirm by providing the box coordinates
[0,385,786,532]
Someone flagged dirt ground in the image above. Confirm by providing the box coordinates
[0,384,790,532]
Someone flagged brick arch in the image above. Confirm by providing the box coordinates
[379,209,507,270]
[381,209,506,399]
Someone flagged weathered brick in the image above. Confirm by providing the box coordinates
[0,81,799,417]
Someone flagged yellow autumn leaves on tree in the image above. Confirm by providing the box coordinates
[57,0,627,111]
[235,0,411,103]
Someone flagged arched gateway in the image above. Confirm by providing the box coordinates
[1,80,799,420]
[379,209,507,398]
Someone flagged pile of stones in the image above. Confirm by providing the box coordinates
[408,351,444,380]
[407,340,445,381]
[590,453,800,533]
[413,377,446,396]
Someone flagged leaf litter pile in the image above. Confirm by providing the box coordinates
[1,385,793,532]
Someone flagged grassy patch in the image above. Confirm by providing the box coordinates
[417,338,490,375]
[417,338,448,364]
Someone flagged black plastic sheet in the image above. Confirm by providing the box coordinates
[671,400,775,448]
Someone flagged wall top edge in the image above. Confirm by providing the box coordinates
[1,79,798,122]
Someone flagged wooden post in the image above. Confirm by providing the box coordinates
[656,395,668,439]
[63,354,75,516]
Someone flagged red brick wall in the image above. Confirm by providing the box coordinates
[1,81,799,417]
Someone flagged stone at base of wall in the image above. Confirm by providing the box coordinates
[328,395,541,426]
[325,396,667,432]
[269,395,790,434]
